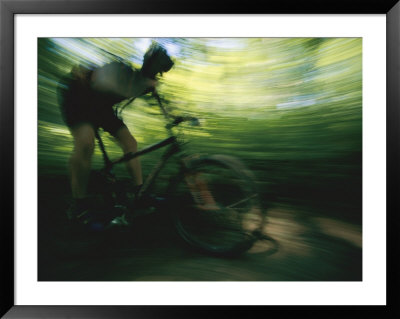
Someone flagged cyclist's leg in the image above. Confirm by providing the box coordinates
[98,101,143,188]
[113,125,143,187]
[69,123,96,199]
[59,73,96,200]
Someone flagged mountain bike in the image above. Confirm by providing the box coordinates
[86,93,266,256]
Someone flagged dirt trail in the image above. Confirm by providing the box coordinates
[39,204,361,281]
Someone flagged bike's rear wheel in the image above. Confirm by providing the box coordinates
[172,155,265,256]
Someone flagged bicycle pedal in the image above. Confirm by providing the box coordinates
[109,214,130,227]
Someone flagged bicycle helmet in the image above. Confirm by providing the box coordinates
[141,43,174,79]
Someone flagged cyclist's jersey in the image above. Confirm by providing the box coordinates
[58,61,155,134]
[58,62,138,134]
[60,61,147,104]
[91,61,145,99]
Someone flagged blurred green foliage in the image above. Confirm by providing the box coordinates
[38,37,362,218]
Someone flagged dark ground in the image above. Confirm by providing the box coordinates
[38,175,362,281]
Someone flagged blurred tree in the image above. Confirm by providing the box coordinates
[38,37,362,219]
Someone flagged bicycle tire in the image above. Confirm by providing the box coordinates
[171,154,265,256]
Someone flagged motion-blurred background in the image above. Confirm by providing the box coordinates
[38,38,362,281]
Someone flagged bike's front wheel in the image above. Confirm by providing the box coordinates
[171,154,265,256]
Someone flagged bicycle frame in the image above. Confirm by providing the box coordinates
[95,94,186,200]
[92,94,266,255]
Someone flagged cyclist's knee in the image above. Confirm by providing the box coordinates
[125,135,138,153]
[74,138,95,160]
[70,124,95,160]
[115,127,138,153]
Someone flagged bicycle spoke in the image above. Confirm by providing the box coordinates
[226,193,258,209]
[173,155,264,255]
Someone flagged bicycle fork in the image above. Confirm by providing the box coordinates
[184,172,218,211]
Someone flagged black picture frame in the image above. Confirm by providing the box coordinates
[1,0,399,318]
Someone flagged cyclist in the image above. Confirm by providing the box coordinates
[58,43,174,229]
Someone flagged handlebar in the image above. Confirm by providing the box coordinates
[165,116,200,129]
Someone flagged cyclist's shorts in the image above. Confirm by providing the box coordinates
[58,75,126,136]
